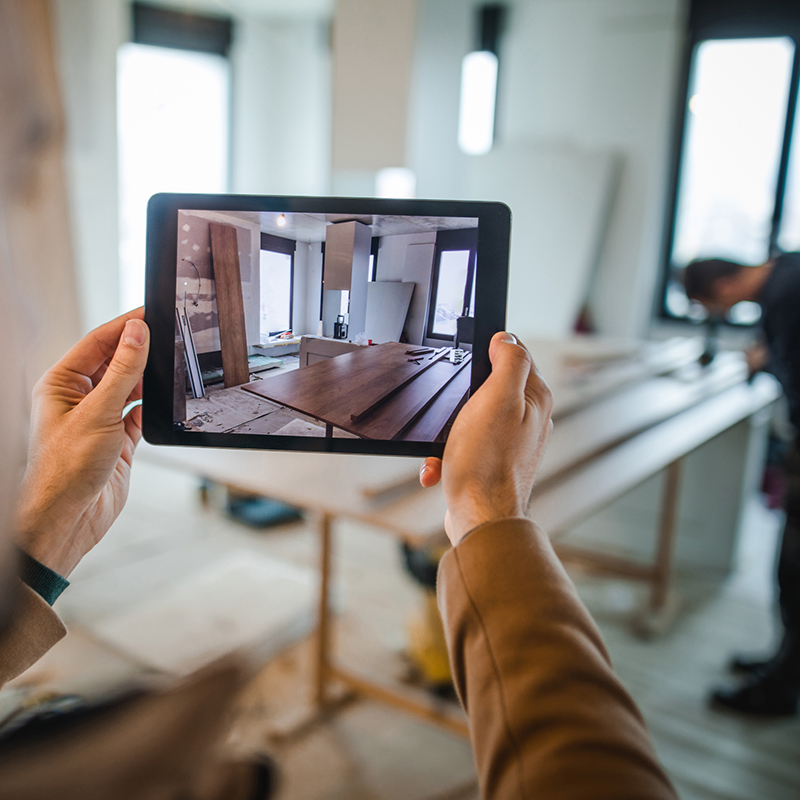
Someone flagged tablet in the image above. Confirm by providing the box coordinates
[143,193,510,457]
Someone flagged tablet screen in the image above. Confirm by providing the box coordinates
[145,195,509,456]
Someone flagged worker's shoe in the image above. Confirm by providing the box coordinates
[710,674,799,717]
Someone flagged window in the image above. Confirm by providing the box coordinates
[659,1,800,325]
[368,237,380,281]
[260,233,295,338]
[117,4,232,310]
[427,229,478,340]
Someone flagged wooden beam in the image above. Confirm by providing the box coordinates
[314,513,333,709]
[0,0,81,392]
[330,665,470,738]
[651,459,683,610]
[209,222,249,388]
[553,544,656,582]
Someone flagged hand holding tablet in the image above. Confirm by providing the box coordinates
[143,194,510,457]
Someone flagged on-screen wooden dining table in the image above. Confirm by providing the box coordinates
[241,341,472,441]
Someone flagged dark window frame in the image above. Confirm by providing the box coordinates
[132,2,233,56]
[657,0,800,325]
[426,228,478,341]
[260,232,296,336]
[319,242,326,320]
[369,236,380,281]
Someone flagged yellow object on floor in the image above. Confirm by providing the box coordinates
[406,589,452,687]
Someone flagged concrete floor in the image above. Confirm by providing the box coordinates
[3,458,800,799]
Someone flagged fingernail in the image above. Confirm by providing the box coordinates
[420,464,429,478]
[124,319,146,347]
[499,332,517,344]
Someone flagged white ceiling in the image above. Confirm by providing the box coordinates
[245,212,479,242]
[145,0,332,21]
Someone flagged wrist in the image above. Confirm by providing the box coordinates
[446,499,526,546]
[17,549,70,605]
[15,499,86,578]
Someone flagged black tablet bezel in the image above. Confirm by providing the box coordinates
[143,193,510,457]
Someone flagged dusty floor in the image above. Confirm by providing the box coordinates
[3,459,800,799]
[184,356,357,438]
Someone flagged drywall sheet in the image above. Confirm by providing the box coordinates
[210,222,250,387]
[402,241,435,343]
[466,140,616,339]
[365,281,415,343]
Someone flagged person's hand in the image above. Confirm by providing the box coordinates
[419,333,553,546]
[745,341,768,376]
[15,309,150,577]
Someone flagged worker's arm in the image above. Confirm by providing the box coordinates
[772,291,800,430]
[421,332,677,799]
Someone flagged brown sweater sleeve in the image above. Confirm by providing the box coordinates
[0,583,67,687]
[437,518,677,800]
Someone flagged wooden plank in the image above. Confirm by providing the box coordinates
[349,348,449,422]
[347,355,471,440]
[545,337,704,420]
[398,368,471,442]
[537,352,747,484]
[529,375,780,536]
[209,222,250,388]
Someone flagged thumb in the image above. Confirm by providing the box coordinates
[86,319,150,420]
[486,332,532,399]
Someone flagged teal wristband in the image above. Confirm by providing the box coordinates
[17,550,69,606]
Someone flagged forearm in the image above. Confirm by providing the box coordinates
[438,518,676,800]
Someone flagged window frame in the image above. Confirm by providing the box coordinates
[369,236,380,281]
[426,228,478,341]
[132,2,233,56]
[657,0,800,325]
[260,232,296,336]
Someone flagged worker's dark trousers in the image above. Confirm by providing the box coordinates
[776,439,800,684]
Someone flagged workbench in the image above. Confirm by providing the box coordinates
[139,336,781,738]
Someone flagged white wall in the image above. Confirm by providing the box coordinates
[53,0,127,332]
[231,16,331,195]
[52,1,332,331]
[331,0,418,194]
[408,0,688,338]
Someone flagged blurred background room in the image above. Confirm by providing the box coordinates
[2,0,800,797]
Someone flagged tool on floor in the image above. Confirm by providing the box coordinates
[176,306,205,399]
[401,542,454,694]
